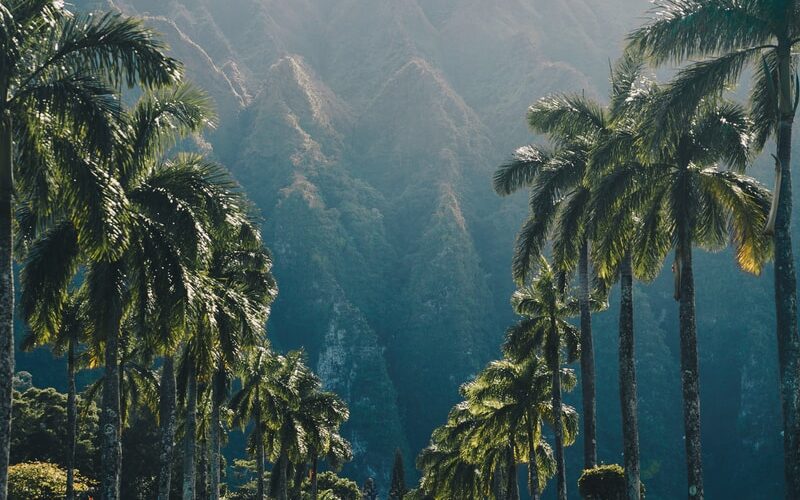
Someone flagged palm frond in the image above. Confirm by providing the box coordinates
[19,221,79,344]
[627,0,773,65]
[528,94,606,140]
[493,145,551,196]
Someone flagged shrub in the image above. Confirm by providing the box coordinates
[316,471,360,500]
[578,464,645,500]
[8,461,93,500]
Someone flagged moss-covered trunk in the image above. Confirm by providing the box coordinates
[66,338,77,500]
[182,363,198,500]
[578,241,597,469]
[619,254,640,500]
[677,223,703,499]
[775,39,800,500]
[551,322,567,500]
[0,114,13,500]
[99,293,122,500]
[157,354,177,500]
[506,441,519,500]
[209,369,222,500]
[255,393,265,500]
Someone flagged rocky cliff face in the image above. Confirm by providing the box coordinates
[57,1,785,497]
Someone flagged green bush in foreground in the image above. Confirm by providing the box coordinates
[578,464,645,500]
[8,461,93,500]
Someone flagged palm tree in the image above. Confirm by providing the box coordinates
[86,145,242,500]
[115,84,218,500]
[494,93,609,470]
[92,107,226,500]
[583,52,658,500]
[0,3,180,493]
[180,342,201,500]
[592,86,771,498]
[264,352,317,500]
[503,258,581,500]
[81,334,160,430]
[297,387,351,500]
[462,355,577,500]
[202,225,276,500]
[416,404,501,500]
[18,283,87,500]
[628,4,800,494]
[231,346,277,500]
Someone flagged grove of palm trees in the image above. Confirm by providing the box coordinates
[1,0,799,499]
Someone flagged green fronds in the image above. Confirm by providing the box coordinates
[493,145,551,195]
[627,0,773,65]
[750,50,779,150]
[692,100,754,171]
[696,168,772,273]
[23,11,181,90]
[19,221,79,344]
[631,191,672,282]
[53,136,130,261]
[528,94,606,140]
[643,49,758,151]
[551,186,590,275]
[122,83,217,183]
[12,73,120,156]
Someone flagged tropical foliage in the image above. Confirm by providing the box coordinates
[1,1,797,500]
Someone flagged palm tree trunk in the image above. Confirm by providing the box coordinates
[493,464,506,500]
[209,370,222,500]
[182,363,198,500]
[198,435,209,500]
[776,41,800,500]
[550,326,567,500]
[66,338,78,500]
[506,440,519,500]
[157,354,177,500]
[578,241,597,469]
[291,463,306,499]
[677,228,703,499]
[310,455,318,500]
[100,306,122,500]
[0,114,14,500]
[619,254,640,500]
[255,394,265,500]
[270,446,289,500]
[525,414,540,500]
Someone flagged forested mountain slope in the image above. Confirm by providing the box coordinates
[19,1,783,497]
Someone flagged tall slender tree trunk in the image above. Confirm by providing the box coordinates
[157,354,177,500]
[209,369,223,500]
[776,41,800,500]
[525,414,540,500]
[182,363,198,500]
[619,254,640,500]
[550,325,567,500]
[578,241,597,469]
[0,114,14,500]
[290,463,306,499]
[197,435,209,500]
[310,455,318,500]
[493,463,506,500]
[255,393,265,500]
[100,301,122,500]
[506,440,519,500]
[677,223,702,499]
[66,338,78,500]
[270,446,289,500]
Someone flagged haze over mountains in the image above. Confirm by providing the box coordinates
[35,1,785,497]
